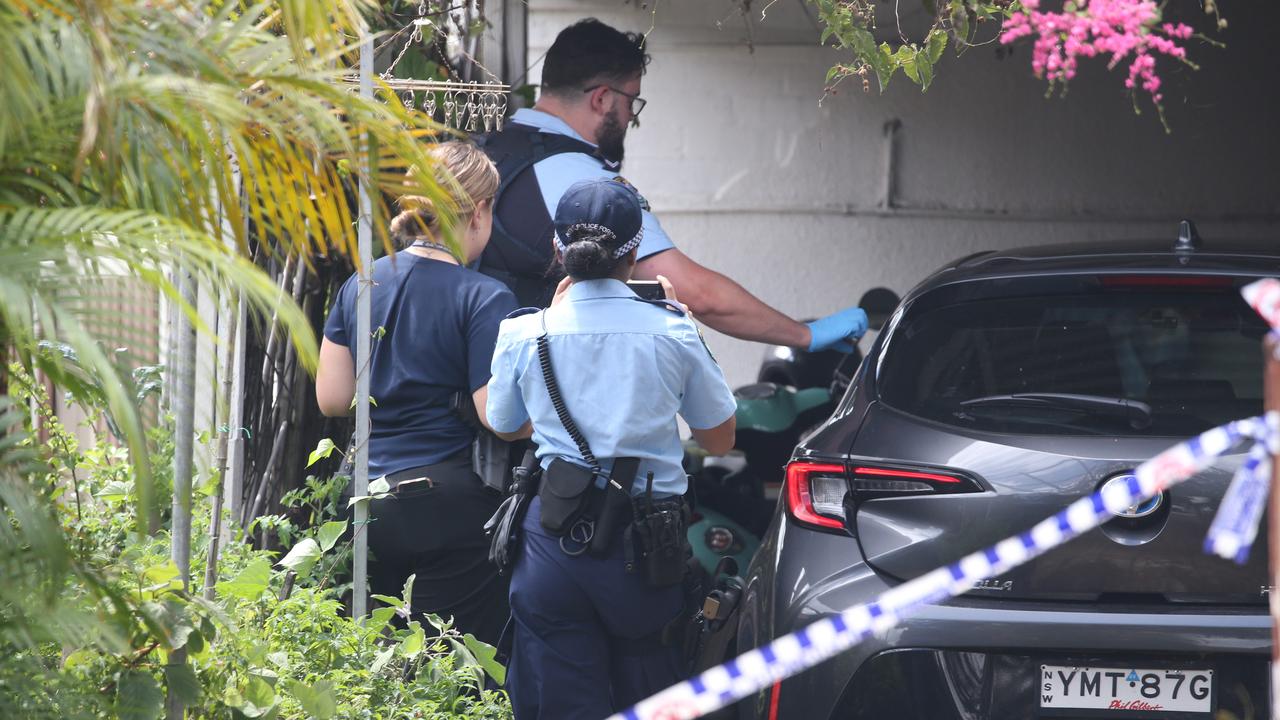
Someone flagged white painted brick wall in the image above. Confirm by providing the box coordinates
[523,0,1279,386]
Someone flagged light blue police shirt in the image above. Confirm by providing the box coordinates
[510,108,675,261]
[486,279,736,497]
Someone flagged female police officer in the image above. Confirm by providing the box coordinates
[485,177,737,719]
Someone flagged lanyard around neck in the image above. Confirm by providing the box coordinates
[410,239,461,264]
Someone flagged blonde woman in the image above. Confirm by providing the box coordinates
[316,141,529,646]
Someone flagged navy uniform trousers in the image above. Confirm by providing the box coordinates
[506,495,686,720]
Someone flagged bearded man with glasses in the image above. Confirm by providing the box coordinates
[474,18,869,354]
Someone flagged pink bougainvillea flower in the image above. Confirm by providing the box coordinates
[1001,0,1195,105]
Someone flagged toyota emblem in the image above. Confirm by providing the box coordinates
[1103,473,1162,519]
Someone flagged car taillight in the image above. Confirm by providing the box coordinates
[784,462,848,531]
[785,462,981,532]
[849,466,973,495]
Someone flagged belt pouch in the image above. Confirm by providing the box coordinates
[632,498,689,588]
[589,457,640,557]
[538,457,599,534]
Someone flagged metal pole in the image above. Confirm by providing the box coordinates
[1266,334,1280,720]
[171,269,195,582]
[224,296,246,528]
[166,268,196,720]
[351,32,374,620]
[204,290,240,601]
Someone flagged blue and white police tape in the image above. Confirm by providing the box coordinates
[1243,278,1280,331]
[609,413,1279,720]
[1205,278,1280,564]
[1243,278,1280,363]
[1204,434,1276,563]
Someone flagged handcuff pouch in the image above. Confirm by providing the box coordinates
[538,458,600,535]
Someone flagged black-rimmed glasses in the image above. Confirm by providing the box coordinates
[583,85,647,119]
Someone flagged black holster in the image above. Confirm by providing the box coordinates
[661,557,747,676]
[451,390,513,494]
[484,449,540,574]
[692,571,746,674]
[589,457,639,556]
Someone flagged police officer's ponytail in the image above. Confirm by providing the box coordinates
[561,226,620,279]
[555,178,645,281]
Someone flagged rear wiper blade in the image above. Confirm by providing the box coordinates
[959,393,1152,429]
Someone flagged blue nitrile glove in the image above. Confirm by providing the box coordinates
[806,306,869,353]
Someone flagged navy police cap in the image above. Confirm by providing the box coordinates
[553,177,644,259]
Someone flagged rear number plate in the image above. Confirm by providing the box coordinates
[1040,665,1213,716]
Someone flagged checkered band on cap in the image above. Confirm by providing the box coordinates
[554,222,645,259]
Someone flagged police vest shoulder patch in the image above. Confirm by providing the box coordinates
[612,176,651,212]
[505,306,541,320]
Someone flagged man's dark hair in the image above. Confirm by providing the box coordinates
[541,19,650,96]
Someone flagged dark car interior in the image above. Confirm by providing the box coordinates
[879,283,1267,437]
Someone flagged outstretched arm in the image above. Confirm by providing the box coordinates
[637,249,868,351]
[636,249,811,347]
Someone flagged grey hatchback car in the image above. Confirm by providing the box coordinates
[735,233,1277,720]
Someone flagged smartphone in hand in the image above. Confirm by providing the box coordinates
[626,280,666,301]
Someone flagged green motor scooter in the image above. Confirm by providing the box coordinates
[686,287,901,577]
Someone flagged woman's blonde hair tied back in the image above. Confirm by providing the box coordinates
[391,140,499,249]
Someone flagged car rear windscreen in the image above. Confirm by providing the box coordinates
[878,279,1268,437]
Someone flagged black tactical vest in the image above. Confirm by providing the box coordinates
[473,123,618,307]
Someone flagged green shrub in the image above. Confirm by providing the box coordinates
[0,364,512,719]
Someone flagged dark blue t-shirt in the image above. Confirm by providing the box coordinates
[324,252,518,477]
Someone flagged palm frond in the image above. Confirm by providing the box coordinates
[2,2,460,258]
[0,206,323,530]
[0,0,474,528]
